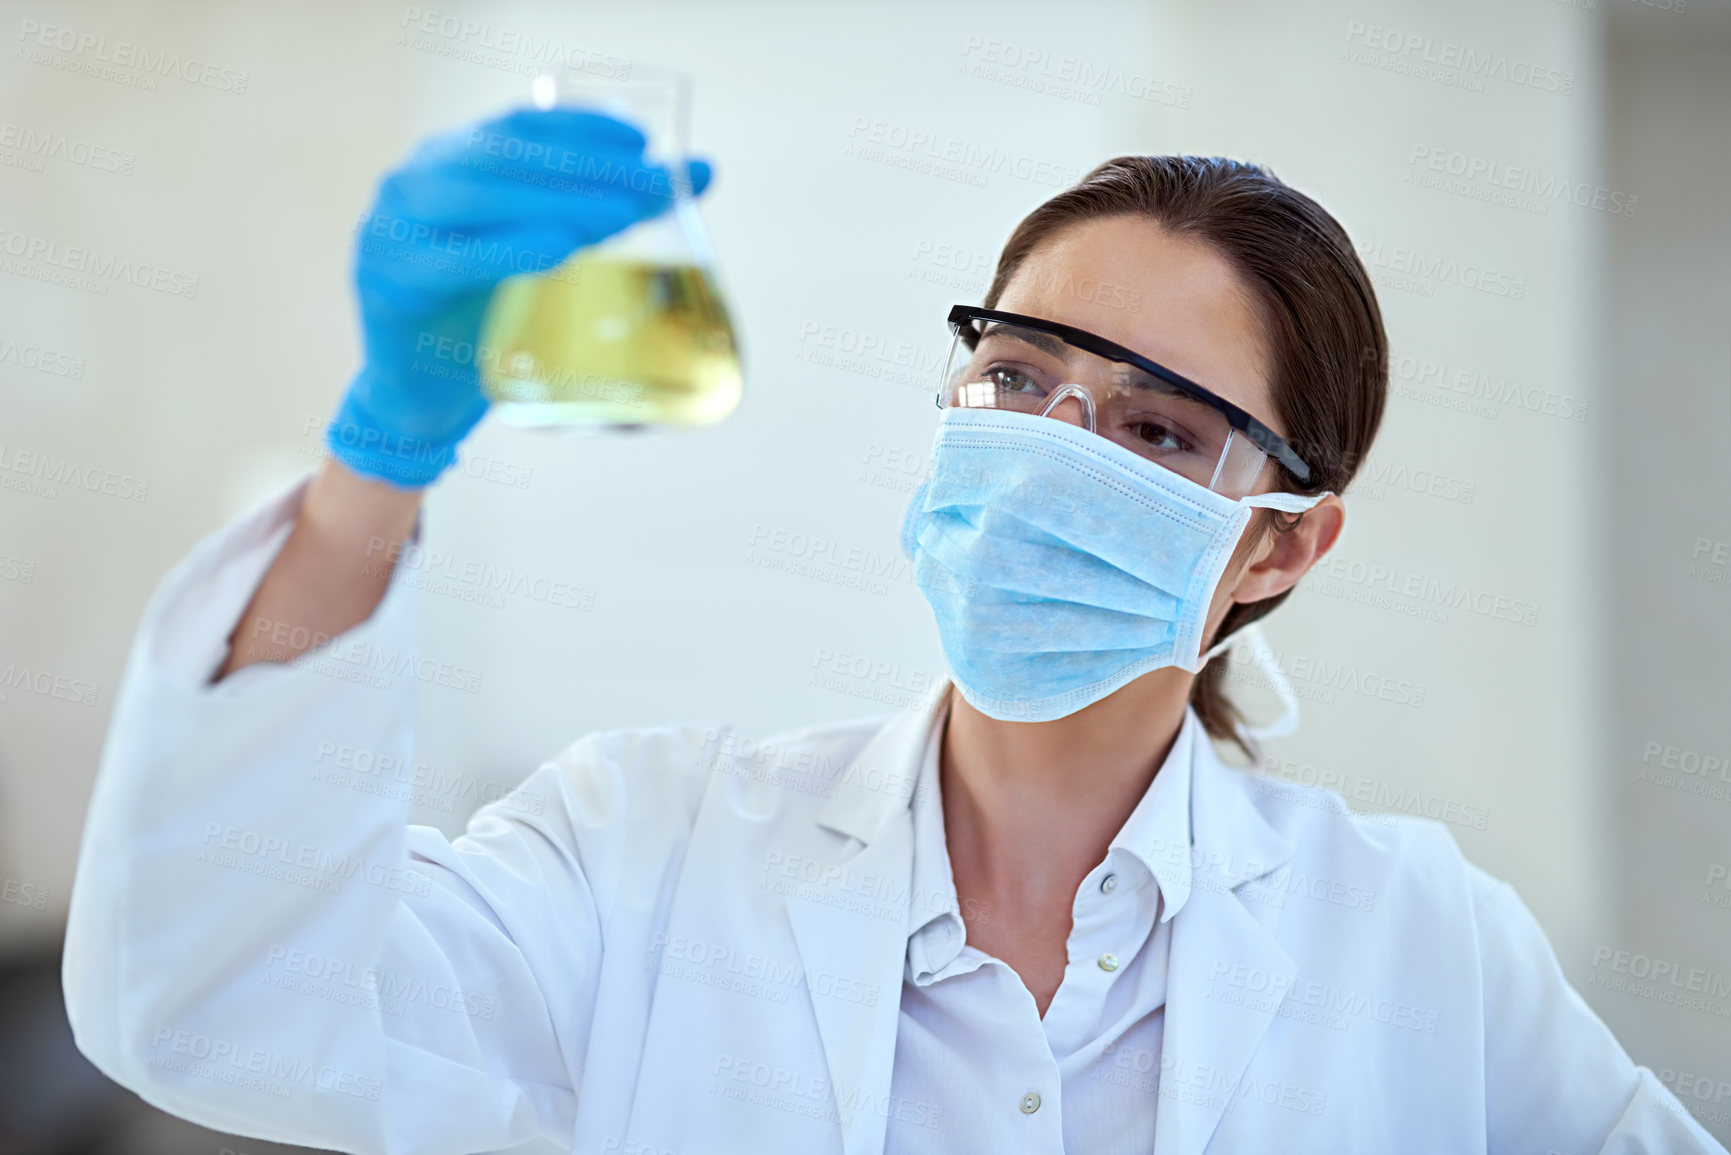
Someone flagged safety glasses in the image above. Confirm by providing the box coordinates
[936,305,1314,499]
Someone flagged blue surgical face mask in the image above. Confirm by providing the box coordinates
[900,406,1328,723]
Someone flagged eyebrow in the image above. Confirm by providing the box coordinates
[1108,364,1193,400]
[980,323,1195,401]
[978,321,1068,358]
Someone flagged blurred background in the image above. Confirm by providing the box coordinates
[1,0,1727,1150]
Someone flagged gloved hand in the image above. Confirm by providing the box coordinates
[326,107,715,487]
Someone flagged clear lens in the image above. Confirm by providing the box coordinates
[939,319,1270,498]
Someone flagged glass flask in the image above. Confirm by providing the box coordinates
[478,64,743,429]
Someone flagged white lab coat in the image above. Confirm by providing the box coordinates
[62,480,1725,1155]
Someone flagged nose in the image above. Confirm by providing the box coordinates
[1037,384,1096,433]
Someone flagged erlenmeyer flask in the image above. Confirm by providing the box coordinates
[478,65,743,429]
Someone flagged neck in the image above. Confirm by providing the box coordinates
[939,668,1193,909]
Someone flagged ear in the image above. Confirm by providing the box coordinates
[1229,494,1346,605]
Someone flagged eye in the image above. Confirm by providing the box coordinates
[982,365,1045,396]
[1131,420,1193,454]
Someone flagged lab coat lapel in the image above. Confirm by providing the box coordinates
[785,823,911,1155]
[1156,736,1296,1155]
[786,685,945,1155]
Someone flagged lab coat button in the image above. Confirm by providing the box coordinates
[1100,873,1118,894]
[1020,1091,1042,1114]
[1097,952,1120,972]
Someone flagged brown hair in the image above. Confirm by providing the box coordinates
[981,156,1389,757]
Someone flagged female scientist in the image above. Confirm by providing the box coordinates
[62,109,1723,1155]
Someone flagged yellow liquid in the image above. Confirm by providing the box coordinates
[478,255,743,427]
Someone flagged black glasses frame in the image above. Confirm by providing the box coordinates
[943,304,1314,485]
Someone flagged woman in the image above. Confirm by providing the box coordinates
[62,109,1722,1154]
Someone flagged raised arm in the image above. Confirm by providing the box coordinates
[63,107,716,1153]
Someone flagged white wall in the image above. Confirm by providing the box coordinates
[1601,4,1731,1142]
[0,0,1721,1142]
[1161,0,1610,972]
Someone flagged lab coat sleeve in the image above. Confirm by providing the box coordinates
[62,477,588,1155]
[1474,868,1728,1154]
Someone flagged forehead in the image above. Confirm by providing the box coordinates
[992,215,1279,431]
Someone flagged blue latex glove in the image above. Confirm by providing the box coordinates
[326,108,715,487]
